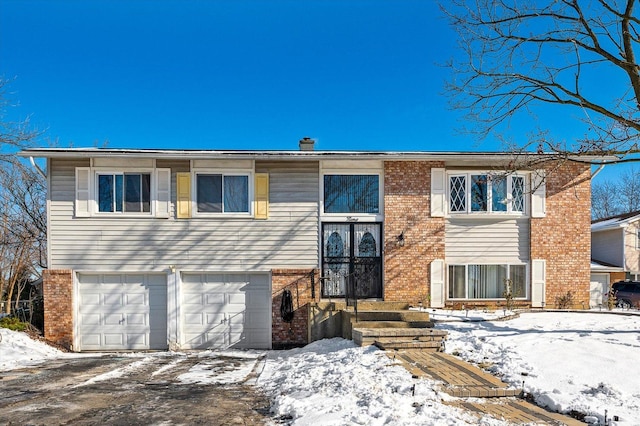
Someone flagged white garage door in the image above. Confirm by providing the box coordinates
[590,273,610,308]
[78,273,168,351]
[181,273,271,350]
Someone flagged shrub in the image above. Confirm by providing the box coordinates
[0,315,29,331]
[607,290,617,311]
[555,291,574,309]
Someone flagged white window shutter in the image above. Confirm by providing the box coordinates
[431,168,446,217]
[430,259,445,308]
[531,259,546,308]
[531,170,546,218]
[155,168,171,218]
[75,167,91,217]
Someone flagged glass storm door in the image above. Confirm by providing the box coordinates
[321,223,382,299]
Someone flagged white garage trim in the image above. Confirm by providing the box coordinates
[76,273,168,351]
[589,273,610,309]
[180,272,272,350]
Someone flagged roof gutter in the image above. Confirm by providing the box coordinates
[591,164,605,179]
[29,156,47,179]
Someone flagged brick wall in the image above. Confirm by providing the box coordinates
[42,269,73,349]
[271,269,317,348]
[531,162,592,309]
[383,161,445,306]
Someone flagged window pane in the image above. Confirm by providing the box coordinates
[98,175,114,212]
[448,265,466,298]
[125,174,142,212]
[197,174,222,212]
[142,174,151,212]
[509,265,526,298]
[491,177,507,212]
[324,175,379,213]
[512,176,524,212]
[467,265,506,298]
[115,175,123,212]
[224,175,249,212]
[470,175,488,212]
[449,176,466,212]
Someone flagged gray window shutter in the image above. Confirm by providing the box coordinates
[431,168,446,217]
[430,259,445,308]
[531,170,546,218]
[531,259,546,307]
[75,167,91,217]
[155,168,171,218]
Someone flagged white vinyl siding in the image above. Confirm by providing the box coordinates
[591,228,624,268]
[50,159,318,271]
[445,218,530,264]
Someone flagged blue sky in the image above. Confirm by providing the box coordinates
[0,0,631,182]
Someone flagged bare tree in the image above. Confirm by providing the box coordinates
[443,0,640,163]
[0,77,45,315]
[619,167,640,212]
[592,179,622,220]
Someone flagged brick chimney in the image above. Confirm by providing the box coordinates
[299,137,315,151]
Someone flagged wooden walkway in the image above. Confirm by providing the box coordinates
[390,349,584,425]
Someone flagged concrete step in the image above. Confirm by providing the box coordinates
[351,320,434,329]
[374,340,443,350]
[344,310,431,322]
[352,327,448,347]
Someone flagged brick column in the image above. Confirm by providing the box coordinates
[383,161,445,305]
[530,162,591,309]
[42,269,73,349]
[271,269,317,349]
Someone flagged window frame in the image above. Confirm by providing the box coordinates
[447,171,528,217]
[320,170,384,222]
[93,169,156,217]
[192,169,254,218]
[447,262,529,300]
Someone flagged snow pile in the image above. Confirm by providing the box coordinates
[441,312,640,424]
[257,338,497,426]
[0,327,64,370]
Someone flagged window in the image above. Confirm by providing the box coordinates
[449,173,525,215]
[448,263,527,299]
[323,174,379,214]
[636,229,640,250]
[97,173,151,213]
[196,174,249,214]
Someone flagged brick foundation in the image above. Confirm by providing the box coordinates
[271,269,317,348]
[383,161,445,306]
[531,162,592,309]
[42,269,73,349]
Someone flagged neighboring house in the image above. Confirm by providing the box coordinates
[22,141,594,351]
[591,211,640,306]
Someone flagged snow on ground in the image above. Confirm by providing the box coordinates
[436,309,640,425]
[2,310,640,425]
[0,328,69,370]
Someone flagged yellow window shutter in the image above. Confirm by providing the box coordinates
[176,172,191,219]
[254,173,269,219]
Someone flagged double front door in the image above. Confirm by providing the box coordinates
[321,223,382,299]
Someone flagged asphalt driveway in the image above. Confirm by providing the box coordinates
[0,353,271,425]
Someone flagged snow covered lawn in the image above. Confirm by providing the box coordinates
[438,310,640,424]
[2,310,639,425]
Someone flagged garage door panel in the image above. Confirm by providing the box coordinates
[181,273,271,350]
[206,294,225,305]
[78,273,167,351]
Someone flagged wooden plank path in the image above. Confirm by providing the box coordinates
[390,349,584,425]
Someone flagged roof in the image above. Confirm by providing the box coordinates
[590,259,624,272]
[591,210,640,232]
[18,147,611,164]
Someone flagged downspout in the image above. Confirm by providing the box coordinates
[29,156,47,179]
[591,164,605,179]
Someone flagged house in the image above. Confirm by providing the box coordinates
[21,140,594,351]
[590,211,640,306]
